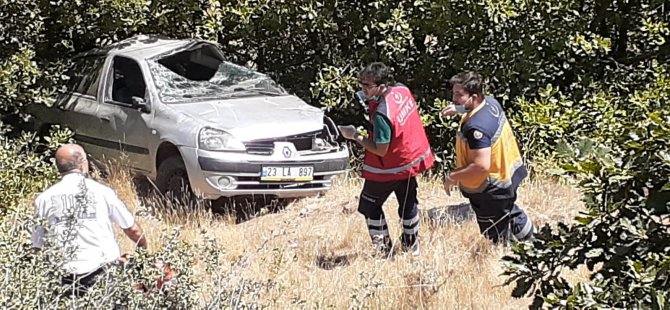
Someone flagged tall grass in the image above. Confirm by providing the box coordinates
[100,168,584,309]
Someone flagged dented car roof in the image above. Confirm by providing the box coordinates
[75,35,213,61]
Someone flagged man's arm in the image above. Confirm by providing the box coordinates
[445,128,492,190]
[122,223,147,249]
[31,226,45,252]
[354,135,389,157]
[448,147,491,182]
[355,113,391,157]
[107,191,148,250]
[31,199,45,251]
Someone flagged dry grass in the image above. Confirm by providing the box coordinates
[105,169,585,309]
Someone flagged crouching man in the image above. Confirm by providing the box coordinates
[31,143,147,296]
[441,72,535,244]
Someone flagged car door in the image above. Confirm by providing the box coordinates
[56,56,107,157]
[95,55,154,174]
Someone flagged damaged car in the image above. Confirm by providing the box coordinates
[29,35,350,200]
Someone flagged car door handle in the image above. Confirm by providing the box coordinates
[100,116,111,122]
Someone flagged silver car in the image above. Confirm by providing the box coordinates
[29,35,349,200]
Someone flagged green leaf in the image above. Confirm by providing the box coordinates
[511,278,535,298]
[649,112,663,124]
[585,248,603,258]
[546,168,566,175]
[576,216,594,225]
[556,142,574,158]
[651,289,666,310]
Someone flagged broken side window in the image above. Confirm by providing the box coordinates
[148,44,286,103]
[109,56,146,106]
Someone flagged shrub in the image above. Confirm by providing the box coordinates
[502,62,670,309]
[0,125,71,214]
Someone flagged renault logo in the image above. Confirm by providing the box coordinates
[282,146,292,158]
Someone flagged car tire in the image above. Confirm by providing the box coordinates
[156,155,194,203]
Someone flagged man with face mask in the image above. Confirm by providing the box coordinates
[340,62,434,258]
[31,143,147,296]
[441,72,534,244]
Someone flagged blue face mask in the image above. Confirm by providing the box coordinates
[356,90,381,102]
[356,91,366,103]
[454,104,469,114]
[355,91,369,112]
[454,96,474,114]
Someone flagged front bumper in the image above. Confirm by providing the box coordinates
[179,143,350,199]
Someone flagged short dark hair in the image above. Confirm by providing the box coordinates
[358,62,391,85]
[56,151,85,173]
[449,71,484,96]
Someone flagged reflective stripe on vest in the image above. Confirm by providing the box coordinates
[362,148,432,174]
[491,113,507,145]
[459,158,525,194]
[457,112,507,145]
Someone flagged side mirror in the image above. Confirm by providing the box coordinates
[131,96,151,113]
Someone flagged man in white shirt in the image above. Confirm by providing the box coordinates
[31,143,147,296]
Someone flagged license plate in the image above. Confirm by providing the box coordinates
[261,166,314,181]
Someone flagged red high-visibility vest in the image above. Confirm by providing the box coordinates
[362,84,434,182]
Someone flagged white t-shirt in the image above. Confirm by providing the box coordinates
[31,173,136,275]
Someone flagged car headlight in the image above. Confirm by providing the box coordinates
[198,127,246,151]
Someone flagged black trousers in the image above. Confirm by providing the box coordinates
[62,265,108,297]
[358,177,420,246]
[468,193,534,244]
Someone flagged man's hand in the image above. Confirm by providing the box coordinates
[119,253,131,264]
[443,173,458,196]
[338,125,358,140]
[123,223,148,250]
[441,104,458,117]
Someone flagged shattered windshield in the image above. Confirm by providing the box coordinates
[148,46,287,103]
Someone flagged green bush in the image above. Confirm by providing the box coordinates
[0,125,71,214]
[0,206,267,309]
[502,62,670,309]
[3,0,668,168]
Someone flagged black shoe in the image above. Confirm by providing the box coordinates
[371,235,394,259]
[400,234,420,256]
[401,240,420,256]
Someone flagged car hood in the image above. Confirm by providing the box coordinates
[169,95,324,141]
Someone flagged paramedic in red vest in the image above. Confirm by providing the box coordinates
[442,71,534,244]
[339,62,434,257]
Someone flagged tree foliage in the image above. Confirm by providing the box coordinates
[503,62,670,308]
[2,0,668,163]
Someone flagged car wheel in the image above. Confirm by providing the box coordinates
[156,155,194,203]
